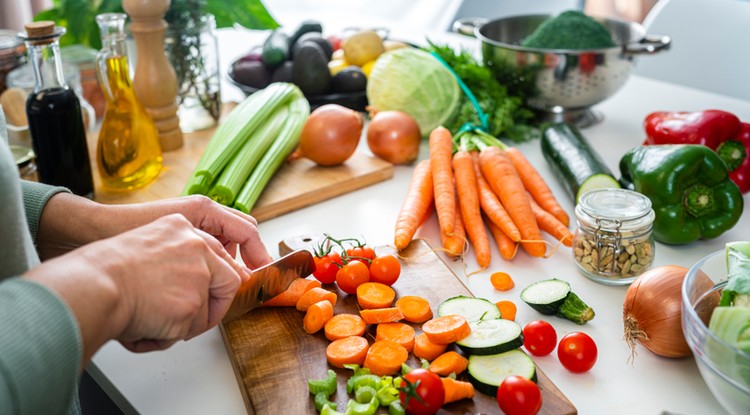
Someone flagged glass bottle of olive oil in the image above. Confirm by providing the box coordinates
[95,13,162,190]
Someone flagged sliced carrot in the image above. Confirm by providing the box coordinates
[527,191,574,247]
[479,146,545,257]
[496,300,517,322]
[262,278,322,307]
[506,146,569,227]
[395,295,433,323]
[473,152,521,243]
[441,197,466,257]
[356,282,396,310]
[302,300,334,334]
[430,126,457,236]
[490,271,515,291]
[429,351,469,376]
[326,336,370,368]
[421,314,471,345]
[441,377,475,404]
[453,150,491,269]
[375,322,416,352]
[296,287,337,312]
[394,159,433,251]
[363,340,409,376]
[324,313,367,341]
[487,218,518,261]
[412,333,448,361]
[359,307,404,325]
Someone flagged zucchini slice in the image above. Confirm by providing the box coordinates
[521,278,596,324]
[541,122,620,203]
[456,319,523,356]
[437,296,501,322]
[467,349,537,396]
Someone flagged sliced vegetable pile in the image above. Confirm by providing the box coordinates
[394,126,572,269]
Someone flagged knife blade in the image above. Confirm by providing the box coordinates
[223,249,315,321]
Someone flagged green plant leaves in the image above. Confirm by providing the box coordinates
[205,0,279,29]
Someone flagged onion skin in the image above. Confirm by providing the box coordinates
[299,104,363,166]
[623,265,691,360]
[366,110,421,165]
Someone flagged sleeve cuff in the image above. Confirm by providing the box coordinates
[20,181,71,241]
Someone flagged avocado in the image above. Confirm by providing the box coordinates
[291,32,333,61]
[291,42,331,95]
[231,60,272,89]
[289,19,323,49]
[271,60,294,83]
[331,66,367,93]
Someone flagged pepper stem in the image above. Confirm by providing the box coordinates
[683,184,715,217]
[716,140,746,171]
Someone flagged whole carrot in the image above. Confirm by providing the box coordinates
[479,146,546,257]
[506,147,570,226]
[453,150,491,268]
[441,198,466,257]
[429,126,456,236]
[487,217,518,260]
[472,152,521,242]
[527,191,573,247]
[394,159,433,250]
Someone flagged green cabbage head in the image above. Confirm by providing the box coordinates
[367,48,461,136]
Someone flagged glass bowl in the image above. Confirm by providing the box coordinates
[682,249,750,415]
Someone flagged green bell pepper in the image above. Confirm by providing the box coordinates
[619,144,744,245]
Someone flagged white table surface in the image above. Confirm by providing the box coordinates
[92,23,750,415]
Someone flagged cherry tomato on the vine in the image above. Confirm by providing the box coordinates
[557,332,598,373]
[335,260,370,294]
[369,254,401,286]
[312,252,342,284]
[345,245,376,265]
[399,369,444,415]
[522,320,557,356]
[496,375,542,415]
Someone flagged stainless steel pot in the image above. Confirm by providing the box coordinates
[455,15,670,127]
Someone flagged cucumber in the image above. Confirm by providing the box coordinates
[520,278,595,324]
[437,296,501,322]
[261,29,290,69]
[541,122,620,203]
[456,319,523,355]
[467,349,537,396]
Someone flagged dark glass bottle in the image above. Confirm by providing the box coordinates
[20,21,94,198]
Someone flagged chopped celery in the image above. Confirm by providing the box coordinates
[354,386,376,404]
[308,369,337,396]
[314,392,337,413]
[321,404,344,415]
[346,397,379,415]
[388,400,406,415]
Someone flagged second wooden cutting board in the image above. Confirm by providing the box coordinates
[221,237,577,414]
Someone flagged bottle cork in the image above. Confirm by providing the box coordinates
[23,21,57,45]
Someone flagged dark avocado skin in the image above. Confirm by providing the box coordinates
[292,33,333,61]
[271,60,294,83]
[288,20,323,48]
[331,67,367,93]
[291,42,331,95]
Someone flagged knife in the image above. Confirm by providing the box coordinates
[223,249,315,321]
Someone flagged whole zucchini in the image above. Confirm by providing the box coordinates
[540,122,620,203]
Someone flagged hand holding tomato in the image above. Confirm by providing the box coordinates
[496,375,542,415]
[399,369,444,415]
[557,332,598,373]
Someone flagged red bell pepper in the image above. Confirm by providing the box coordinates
[643,109,750,193]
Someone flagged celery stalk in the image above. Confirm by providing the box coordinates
[234,95,310,213]
[208,105,290,206]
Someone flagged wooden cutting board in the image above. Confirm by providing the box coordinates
[89,104,393,222]
[221,237,577,415]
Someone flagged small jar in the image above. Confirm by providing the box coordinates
[572,188,656,285]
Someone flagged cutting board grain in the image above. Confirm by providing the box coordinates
[221,237,576,415]
[89,104,393,222]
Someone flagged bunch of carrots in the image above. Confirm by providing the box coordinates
[394,126,573,269]
[261,274,476,408]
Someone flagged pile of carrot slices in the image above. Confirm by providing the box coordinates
[394,126,573,268]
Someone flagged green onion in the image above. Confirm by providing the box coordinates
[208,105,290,205]
[234,94,310,213]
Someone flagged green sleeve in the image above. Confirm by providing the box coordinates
[0,279,82,415]
[20,180,70,242]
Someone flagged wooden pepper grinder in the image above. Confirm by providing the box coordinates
[122,0,183,151]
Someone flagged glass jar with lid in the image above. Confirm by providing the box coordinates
[572,188,656,285]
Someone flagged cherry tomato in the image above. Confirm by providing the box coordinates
[522,320,557,356]
[369,254,401,286]
[496,375,542,415]
[312,252,342,284]
[557,332,598,373]
[335,260,370,294]
[399,369,445,415]
[346,246,376,265]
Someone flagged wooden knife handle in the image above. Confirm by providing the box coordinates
[278,234,326,256]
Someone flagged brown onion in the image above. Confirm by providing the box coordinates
[366,110,421,165]
[623,265,691,361]
[299,104,363,166]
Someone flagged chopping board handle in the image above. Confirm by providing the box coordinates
[278,234,326,256]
